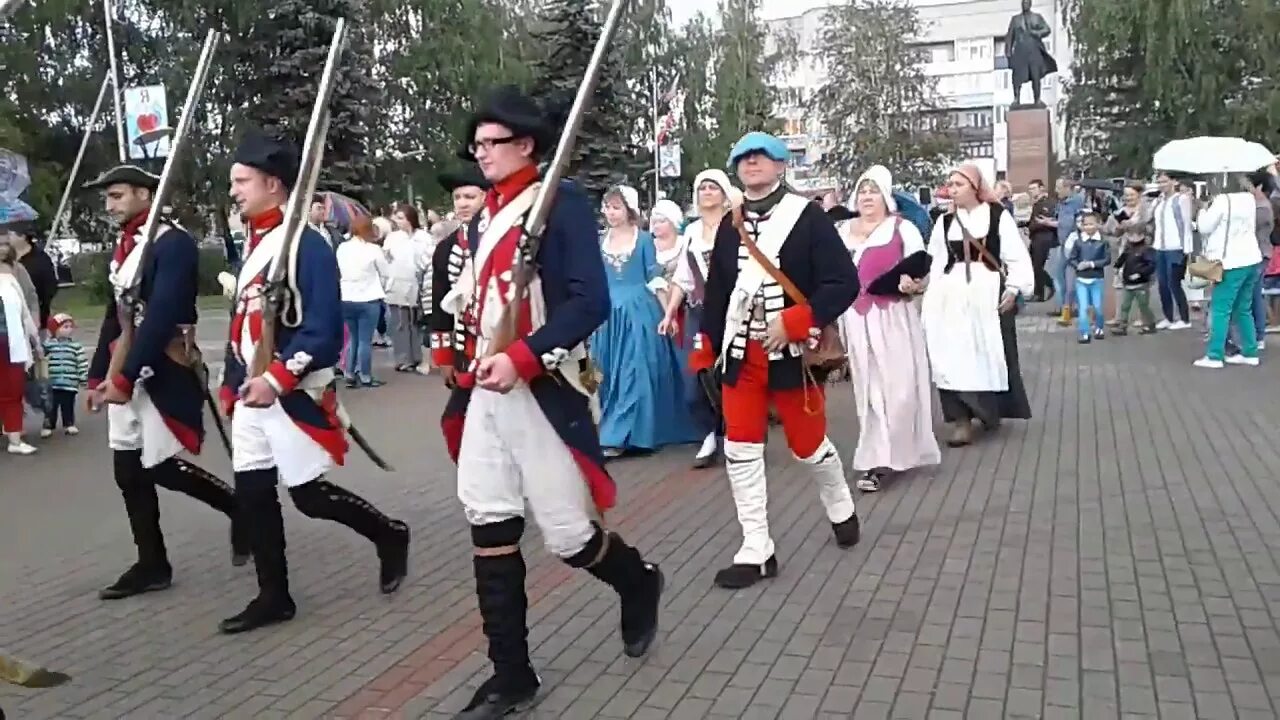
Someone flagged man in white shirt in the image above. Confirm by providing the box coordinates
[1150,172,1194,329]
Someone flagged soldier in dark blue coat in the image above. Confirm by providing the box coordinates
[441,86,664,720]
[217,132,410,635]
[82,164,248,601]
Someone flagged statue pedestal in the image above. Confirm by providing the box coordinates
[1006,107,1052,193]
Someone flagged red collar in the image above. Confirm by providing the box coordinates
[114,209,149,263]
[486,164,540,212]
[247,207,284,251]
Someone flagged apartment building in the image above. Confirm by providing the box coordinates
[765,0,1072,190]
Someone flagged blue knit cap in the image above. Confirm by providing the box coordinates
[727,131,788,169]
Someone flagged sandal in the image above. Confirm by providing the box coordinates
[855,469,885,493]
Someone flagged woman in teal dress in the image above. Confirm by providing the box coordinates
[592,185,700,457]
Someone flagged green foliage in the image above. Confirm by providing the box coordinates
[808,0,958,188]
[1064,0,1280,177]
[69,245,230,303]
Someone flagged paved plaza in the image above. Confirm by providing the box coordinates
[3,310,1280,719]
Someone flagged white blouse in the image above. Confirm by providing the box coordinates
[927,203,1034,297]
[840,216,926,264]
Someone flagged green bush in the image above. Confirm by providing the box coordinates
[67,247,229,302]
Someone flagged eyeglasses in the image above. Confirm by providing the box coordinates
[468,136,518,155]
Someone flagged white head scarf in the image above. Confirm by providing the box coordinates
[850,165,897,214]
[649,199,684,231]
[604,185,641,216]
[692,169,736,209]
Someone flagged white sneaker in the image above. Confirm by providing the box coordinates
[1226,354,1260,366]
[1171,321,1192,330]
[39,428,53,438]
[1266,325,1280,334]
[1156,319,1173,330]
[695,432,718,459]
[6,442,37,455]
[1193,357,1224,369]
[1257,340,1265,350]
[65,426,80,436]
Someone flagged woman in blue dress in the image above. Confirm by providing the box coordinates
[592,185,700,457]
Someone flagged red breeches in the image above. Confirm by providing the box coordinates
[722,341,826,457]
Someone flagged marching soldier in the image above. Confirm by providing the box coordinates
[440,86,663,720]
[690,131,862,590]
[428,163,489,459]
[83,164,249,601]
[217,131,410,635]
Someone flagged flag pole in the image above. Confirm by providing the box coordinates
[651,68,660,207]
[103,0,126,163]
[47,73,113,244]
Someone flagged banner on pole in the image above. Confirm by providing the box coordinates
[659,143,681,179]
[123,85,170,159]
[0,149,31,203]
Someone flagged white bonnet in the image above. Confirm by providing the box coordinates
[851,165,897,214]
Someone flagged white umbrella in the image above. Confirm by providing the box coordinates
[1153,136,1276,175]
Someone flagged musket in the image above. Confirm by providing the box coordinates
[487,0,630,356]
[249,21,390,471]
[104,30,219,383]
[252,18,345,378]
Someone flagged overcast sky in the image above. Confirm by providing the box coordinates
[670,0,834,26]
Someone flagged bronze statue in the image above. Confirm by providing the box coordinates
[1005,0,1058,107]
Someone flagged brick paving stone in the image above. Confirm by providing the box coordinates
[5,313,1280,719]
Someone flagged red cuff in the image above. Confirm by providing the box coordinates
[431,347,453,368]
[265,360,301,394]
[690,333,715,372]
[506,340,544,383]
[110,374,134,397]
[219,386,237,417]
[780,304,816,344]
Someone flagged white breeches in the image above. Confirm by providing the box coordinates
[231,400,332,487]
[725,437,854,566]
[457,386,595,559]
[108,385,185,469]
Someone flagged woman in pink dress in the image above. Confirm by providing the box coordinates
[836,165,940,492]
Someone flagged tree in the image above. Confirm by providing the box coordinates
[808,0,957,188]
[531,0,645,201]
[1064,0,1280,177]
[234,0,378,201]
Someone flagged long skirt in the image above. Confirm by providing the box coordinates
[937,312,1032,425]
[839,300,940,472]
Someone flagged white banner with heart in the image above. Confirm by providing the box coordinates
[123,85,171,160]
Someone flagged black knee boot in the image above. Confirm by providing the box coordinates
[219,469,296,635]
[289,479,410,594]
[100,450,173,600]
[454,519,539,720]
[150,457,249,566]
[567,524,664,658]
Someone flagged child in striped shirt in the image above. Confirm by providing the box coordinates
[41,313,87,437]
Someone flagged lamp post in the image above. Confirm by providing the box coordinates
[394,149,428,205]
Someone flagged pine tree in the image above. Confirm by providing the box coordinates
[235,0,378,200]
[530,0,642,201]
[808,0,958,188]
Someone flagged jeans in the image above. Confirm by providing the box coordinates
[1155,250,1190,323]
[1048,247,1074,311]
[1206,266,1259,361]
[1075,279,1105,335]
[342,300,382,381]
[1118,288,1157,327]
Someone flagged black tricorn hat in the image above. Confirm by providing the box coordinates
[438,164,491,193]
[81,164,160,191]
[458,85,552,162]
[233,130,300,189]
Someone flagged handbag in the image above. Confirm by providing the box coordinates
[730,208,846,371]
[1188,196,1230,283]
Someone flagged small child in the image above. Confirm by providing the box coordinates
[1111,234,1158,335]
[41,313,88,437]
[1067,210,1111,343]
